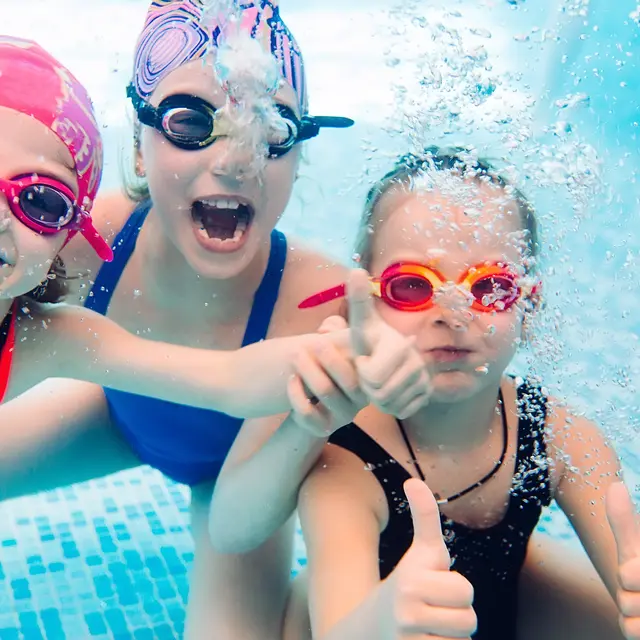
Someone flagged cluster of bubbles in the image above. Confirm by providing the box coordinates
[201,0,286,176]
[373,0,639,462]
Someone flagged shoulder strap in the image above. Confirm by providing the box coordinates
[513,379,553,505]
[85,200,152,314]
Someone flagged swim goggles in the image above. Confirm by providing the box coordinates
[127,85,354,157]
[299,262,539,313]
[0,175,113,261]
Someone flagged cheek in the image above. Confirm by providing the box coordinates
[16,227,64,273]
[263,153,297,207]
[477,309,522,349]
[376,302,422,336]
[142,134,192,194]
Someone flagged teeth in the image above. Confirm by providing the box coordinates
[201,198,241,210]
[197,226,245,244]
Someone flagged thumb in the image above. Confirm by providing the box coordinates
[404,478,450,571]
[606,481,639,566]
[347,268,378,357]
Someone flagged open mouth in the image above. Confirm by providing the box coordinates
[191,197,255,246]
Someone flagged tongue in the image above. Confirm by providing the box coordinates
[194,203,243,241]
[204,209,239,241]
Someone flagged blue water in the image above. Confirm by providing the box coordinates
[2,0,640,637]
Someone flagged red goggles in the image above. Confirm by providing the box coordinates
[299,262,538,313]
[0,175,113,262]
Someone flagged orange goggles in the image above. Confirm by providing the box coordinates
[299,262,537,313]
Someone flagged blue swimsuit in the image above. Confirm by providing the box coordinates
[85,201,287,486]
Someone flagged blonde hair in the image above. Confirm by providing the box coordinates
[355,146,540,272]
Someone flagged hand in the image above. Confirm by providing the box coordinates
[388,478,477,639]
[287,325,368,438]
[347,269,432,420]
[606,481,640,639]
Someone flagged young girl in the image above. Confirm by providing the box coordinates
[210,149,639,639]
[0,34,398,420]
[0,3,431,638]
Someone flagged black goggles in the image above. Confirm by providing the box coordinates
[127,84,354,157]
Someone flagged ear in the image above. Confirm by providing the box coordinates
[134,147,146,178]
[133,120,146,178]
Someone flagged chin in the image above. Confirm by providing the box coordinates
[429,370,485,403]
[182,232,266,281]
[0,269,42,300]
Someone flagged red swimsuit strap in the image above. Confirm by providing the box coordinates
[0,303,16,403]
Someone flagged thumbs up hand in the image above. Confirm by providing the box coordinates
[387,479,477,639]
[347,269,432,420]
[606,482,640,639]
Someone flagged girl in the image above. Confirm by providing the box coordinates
[210,149,639,639]
[0,34,396,420]
[0,3,431,638]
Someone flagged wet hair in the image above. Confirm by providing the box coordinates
[20,256,69,304]
[121,117,150,204]
[355,146,540,272]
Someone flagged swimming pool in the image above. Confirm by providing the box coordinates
[1,0,639,637]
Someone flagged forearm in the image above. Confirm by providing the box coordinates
[70,315,345,418]
[209,416,327,553]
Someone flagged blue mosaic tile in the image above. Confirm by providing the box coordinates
[0,458,637,638]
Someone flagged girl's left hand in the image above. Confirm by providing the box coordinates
[347,269,432,420]
[607,482,640,639]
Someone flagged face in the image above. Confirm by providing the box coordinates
[138,58,301,280]
[0,107,75,300]
[369,178,531,402]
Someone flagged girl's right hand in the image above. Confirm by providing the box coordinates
[287,329,368,438]
[388,479,477,639]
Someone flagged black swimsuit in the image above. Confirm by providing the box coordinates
[329,380,552,640]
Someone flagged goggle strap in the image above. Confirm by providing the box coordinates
[298,283,346,309]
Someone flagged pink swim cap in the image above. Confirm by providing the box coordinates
[0,36,103,214]
[0,36,111,261]
[132,0,308,114]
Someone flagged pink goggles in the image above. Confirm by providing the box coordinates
[0,175,112,261]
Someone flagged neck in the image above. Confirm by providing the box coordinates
[0,298,12,324]
[402,379,504,452]
[138,211,271,320]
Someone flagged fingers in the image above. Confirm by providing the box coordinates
[355,338,431,417]
[287,341,367,437]
[355,335,417,390]
[404,478,450,570]
[396,600,477,638]
[358,357,431,417]
[347,268,377,357]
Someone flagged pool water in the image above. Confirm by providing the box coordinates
[1,0,639,637]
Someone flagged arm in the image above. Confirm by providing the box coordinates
[209,412,327,553]
[34,305,350,418]
[210,339,367,553]
[299,446,393,640]
[0,379,138,501]
[551,404,622,599]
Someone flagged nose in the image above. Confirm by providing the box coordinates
[208,140,253,185]
[432,306,475,332]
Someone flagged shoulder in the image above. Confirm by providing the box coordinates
[302,433,389,526]
[524,382,618,489]
[273,236,349,335]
